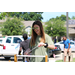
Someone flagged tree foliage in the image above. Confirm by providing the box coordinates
[50,15,71,21]
[0,18,27,36]
[45,19,66,37]
[0,12,7,20]
[1,12,43,21]
[72,16,75,19]
[45,14,70,37]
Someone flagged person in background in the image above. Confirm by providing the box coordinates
[27,35,31,40]
[54,37,57,44]
[29,20,55,62]
[63,36,71,62]
[18,33,30,62]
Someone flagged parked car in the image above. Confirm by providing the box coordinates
[54,40,75,52]
[48,45,61,57]
[0,36,31,60]
[0,36,24,59]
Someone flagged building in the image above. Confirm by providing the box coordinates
[65,20,75,40]
[22,21,34,36]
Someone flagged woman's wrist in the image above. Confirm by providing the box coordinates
[44,43,48,48]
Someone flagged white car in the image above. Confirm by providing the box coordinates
[54,40,75,51]
[0,36,24,59]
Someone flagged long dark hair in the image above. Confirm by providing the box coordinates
[31,20,45,46]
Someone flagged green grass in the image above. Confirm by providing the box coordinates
[72,58,75,62]
[56,58,75,62]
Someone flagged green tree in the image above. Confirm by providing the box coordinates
[0,12,7,20]
[50,15,71,21]
[72,16,75,19]
[45,19,66,37]
[0,18,27,36]
[4,12,43,21]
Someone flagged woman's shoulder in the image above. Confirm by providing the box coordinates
[45,33,54,45]
[45,33,52,42]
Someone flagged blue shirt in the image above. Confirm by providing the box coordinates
[63,39,71,49]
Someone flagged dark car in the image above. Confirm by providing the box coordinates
[48,45,61,57]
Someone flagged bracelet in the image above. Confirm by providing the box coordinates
[44,43,48,48]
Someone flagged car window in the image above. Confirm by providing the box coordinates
[60,42,64,44]
[13,37,22,43]
[6,37,12,43]
[0,40,2,43]
[70,42,74,45]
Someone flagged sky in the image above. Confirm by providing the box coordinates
[42,12,75,22]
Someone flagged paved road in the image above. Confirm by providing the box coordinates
[0,52,75,62]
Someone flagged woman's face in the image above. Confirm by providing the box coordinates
[33,25,41,35]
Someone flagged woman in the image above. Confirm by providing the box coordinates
[30,20,55,62]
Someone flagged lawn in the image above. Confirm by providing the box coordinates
[56,58,75,62]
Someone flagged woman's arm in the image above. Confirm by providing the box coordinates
[47,45,55,49]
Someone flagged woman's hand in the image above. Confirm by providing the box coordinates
[38,42,45,47]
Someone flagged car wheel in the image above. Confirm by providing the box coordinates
[50,54,53,58]
[4,57,11,60]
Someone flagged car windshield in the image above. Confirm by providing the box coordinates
[60,42,64,44]
[70,42,74,45]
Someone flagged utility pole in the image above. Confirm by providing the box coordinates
[66,12,69,39]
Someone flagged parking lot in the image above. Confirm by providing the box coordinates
[0,52,75,62]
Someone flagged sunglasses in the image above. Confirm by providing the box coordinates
[32,27,39,29]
